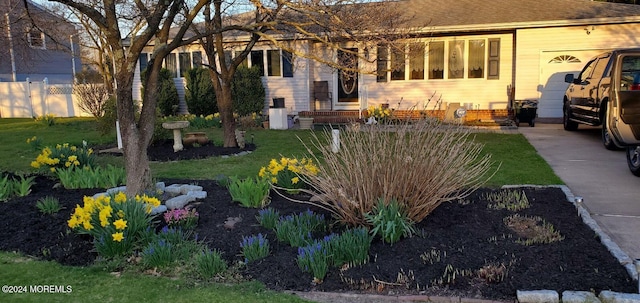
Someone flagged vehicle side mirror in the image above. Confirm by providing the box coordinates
[565,73,575,83]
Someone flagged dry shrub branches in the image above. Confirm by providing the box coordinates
[302,117,496,226]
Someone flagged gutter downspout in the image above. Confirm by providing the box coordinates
[5,13,17,82]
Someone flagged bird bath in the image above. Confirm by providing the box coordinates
[162,121,190,152]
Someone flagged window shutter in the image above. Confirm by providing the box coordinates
[487,39,500,80]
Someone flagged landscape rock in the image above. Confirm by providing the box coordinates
[150,205,167,216]
[517,290,559,303]
[179,184,203,194]
[187,190,207,199]
[165,195,196,210]
[106,186,127,195]
[599,291,640,303]
[164,184,183,195]
[562,291,600,303]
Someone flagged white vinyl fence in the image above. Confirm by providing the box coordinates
[0,79,90,118]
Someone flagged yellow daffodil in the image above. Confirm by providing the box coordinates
[114,192,127,203]
[117,210,125,218]
[113,219,127,230]
[112,232,124,242]
[291,177,300,184]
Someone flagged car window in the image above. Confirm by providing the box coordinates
[578,59,597,82]
[619,55,640,91]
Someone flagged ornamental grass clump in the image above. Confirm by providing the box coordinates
[240,233,270,263]
[31,142,95,173]
[141,227,198,268]
[36,196,63,215]
[67,192,161,258]
[258,157,319,193]
[302,115,495,226]
[227,176,271,208]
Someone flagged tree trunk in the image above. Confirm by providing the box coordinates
[218,84,237,147]
[115,63,157,196]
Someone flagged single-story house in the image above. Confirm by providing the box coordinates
[134,0,640,122]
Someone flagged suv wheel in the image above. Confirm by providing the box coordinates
[627,146,640,177]
[563,103,578,131]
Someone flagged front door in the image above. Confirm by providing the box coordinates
[336,48,358,106]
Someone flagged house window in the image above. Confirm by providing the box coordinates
[448,40,464,79]
[192,51,202,68]
[409,43,425,80]
[468,40,485,79]
[27,28,45,49]
[250,50,264,76]
[165,53,177,78]
[376,44,388,82]
[428,41,444,79]
[179,52,192,76]
[282,50,293,77]
[267,50,281,76]
[390,44,405,81]
[487,38,500,79]
[139,53,149,74]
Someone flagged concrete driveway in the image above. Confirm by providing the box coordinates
[518,123,640,261]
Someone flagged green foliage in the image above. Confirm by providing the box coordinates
[256,207,280,230]
[186,113,222,128]
[274,210,326,247]
[185,67,217,116]
[13,175,35,197]
[36,196,63,215]
[141,227,198,268]
[323,227,372,267]
[157,69,180,117]
[35,114,56,126]
[56,165,126,189]
[228,176,271,208]
[240,233,270,263]
[232,65,265,116]
[26,136,43,151]
[365,198,416,244]
[296,240,329,283]
[195,248,228,279]
[0,175,13,202]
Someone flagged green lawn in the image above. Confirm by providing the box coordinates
[0,118,562,303]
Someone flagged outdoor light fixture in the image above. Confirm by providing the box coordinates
[585,26,595,35]
[574,196,584,216]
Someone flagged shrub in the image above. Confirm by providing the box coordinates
[31,143,95,173]
[73,83,110,118]
[232,65,265,117]
[302,116,495,226]
[142,68,179,117]
[227,176,271,208]
[67,193,161,258]
[36,196,63,215]
[186,113,221,129]
[195,248,227,279]
[365,198,416,244]
[240,233,270,263]
[258,157,319,193]
[185,67,217,116]
[96,95,118,135]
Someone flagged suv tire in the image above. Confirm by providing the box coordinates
[626,146,640,177]
[563,102,578,131]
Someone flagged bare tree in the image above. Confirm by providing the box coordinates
[46,0,209,195]
[195,0,415,147]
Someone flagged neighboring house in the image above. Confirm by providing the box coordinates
[135,0,640,121]
[0,0,80,84]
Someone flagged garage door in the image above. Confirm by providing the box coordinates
[538,50,608,118]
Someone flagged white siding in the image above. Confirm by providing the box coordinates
[516,24,640,118]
